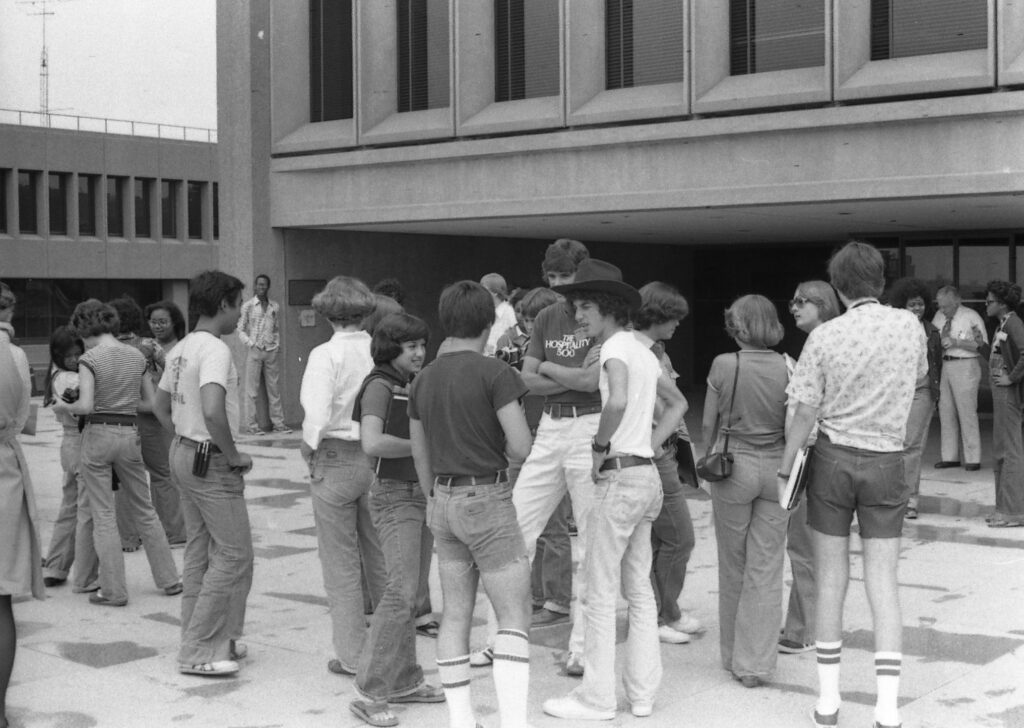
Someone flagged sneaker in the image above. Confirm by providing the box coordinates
[89,591,128,607]
[631,701,653,718]
[245,426,265,436]
[272,425,293,434]
[43,576,67,588]
[164,582,184,596]
[327,658,356,676]
[658,625,691,644]
[72,581,100,594]
[531,608,570,628]
[469,646,493,667]
[542,695,614,721]
[667,613,703,634]
[811,706,839,727]
[779,638,815,654]
[565,651,584,677]
[904,506,918,520]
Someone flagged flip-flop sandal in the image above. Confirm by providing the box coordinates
[350,700,398,727]
[390,685,445,704]
[178,660,239,677]
[415,620,440,638]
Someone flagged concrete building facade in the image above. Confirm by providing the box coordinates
[0,116,219,378]
[217,0,1024,426]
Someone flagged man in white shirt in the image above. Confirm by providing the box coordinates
[155,270,254,678]
[542,260,686,721]
[237,274,291,435]
[932,285,987,471]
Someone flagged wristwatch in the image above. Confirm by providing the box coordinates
[592,437,610,454]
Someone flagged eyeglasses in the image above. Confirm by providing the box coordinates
[789,297,813,309]
[985,299,999,305]
[148,319,171,328]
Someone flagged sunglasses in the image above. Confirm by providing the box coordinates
[789,296,813,308]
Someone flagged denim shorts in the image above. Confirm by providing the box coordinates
[807,435,909,539]
[426,480,526,572]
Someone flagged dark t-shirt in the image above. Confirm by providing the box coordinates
[525,301,600,407]
[408,350,527,476]
[360,378,416,481]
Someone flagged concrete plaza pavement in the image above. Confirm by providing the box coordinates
[6,402,1024,728]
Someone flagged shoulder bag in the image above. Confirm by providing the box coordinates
[696,353,740,482]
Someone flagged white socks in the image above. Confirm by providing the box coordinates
[437,654,475,728]
[815,640,842,715]
[492,629,530,728]
[875,651,902,727]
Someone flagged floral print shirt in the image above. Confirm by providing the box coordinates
[787,300,927,452]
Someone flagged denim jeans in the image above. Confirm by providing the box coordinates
[310,439,386,668]
[710,443,789,679]
[782,496,815,645]
[169,439,254,664]
[509,412,599,655]
[356,478,431,701]
[575,463,663,712]
[138,413,185,543]
[79,423,179,603]
[651,444,696,626]
[903,387,934,510]
[43,427,81,580]
[531,494,572,613]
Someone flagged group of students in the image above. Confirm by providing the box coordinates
[7,236,1021,728]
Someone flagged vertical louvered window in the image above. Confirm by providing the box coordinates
[729,0,825,76]
[397,0,450,112]
[495,0,559,102]
[606,0,684,90]
[310,0,354,122]
[870,0,986,61]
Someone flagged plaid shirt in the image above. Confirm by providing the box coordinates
[237,296,281,351]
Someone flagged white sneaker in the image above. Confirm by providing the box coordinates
[542,695,615,721]
[631,701,654,718]
[469,646,493,667]
[667,613,703,634]
[658,624,691,644]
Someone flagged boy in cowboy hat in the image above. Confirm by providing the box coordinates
[542,259,687,721]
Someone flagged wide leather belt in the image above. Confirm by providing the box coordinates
[434,470,509,487]
[599,455,654,473]
[83,414,136,426]
[543,403,602,418]
[176,436,222,454]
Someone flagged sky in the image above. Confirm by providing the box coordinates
[0,0,216,129]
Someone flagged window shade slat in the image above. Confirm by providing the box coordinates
[496,0,559,102]
[730,0,825,76]
[606,0,683,91]
[871,0,987,60]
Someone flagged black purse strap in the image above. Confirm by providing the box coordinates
[720,352,740,453]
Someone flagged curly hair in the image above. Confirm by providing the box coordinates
[108,295,143,337]
[70,299,120,338]
[144,300,186,340]
[568,289,632,327]
[724,294,784,348]
[886,278,932,312]
[987,280,1022,309]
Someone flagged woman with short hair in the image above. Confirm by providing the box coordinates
[701,294,789,687]
[984,280,1024,528]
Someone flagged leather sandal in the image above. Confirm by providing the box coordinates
[350,700,398,727]
[390,684,445,704]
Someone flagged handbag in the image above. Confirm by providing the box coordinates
[696,353,740,482]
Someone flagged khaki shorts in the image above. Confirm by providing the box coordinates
[807,435,908,539]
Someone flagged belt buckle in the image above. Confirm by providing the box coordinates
[549,403,562,419]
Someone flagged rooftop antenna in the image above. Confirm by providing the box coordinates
[17,0,74,120]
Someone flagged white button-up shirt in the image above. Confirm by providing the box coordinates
[299,330,373,450]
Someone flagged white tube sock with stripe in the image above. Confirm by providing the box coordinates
[437,654,475,728]
[815,640,842,716]
[492,629,530,728]
[874,652,902,727]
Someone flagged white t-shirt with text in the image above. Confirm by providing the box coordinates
[158,332,240,442]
